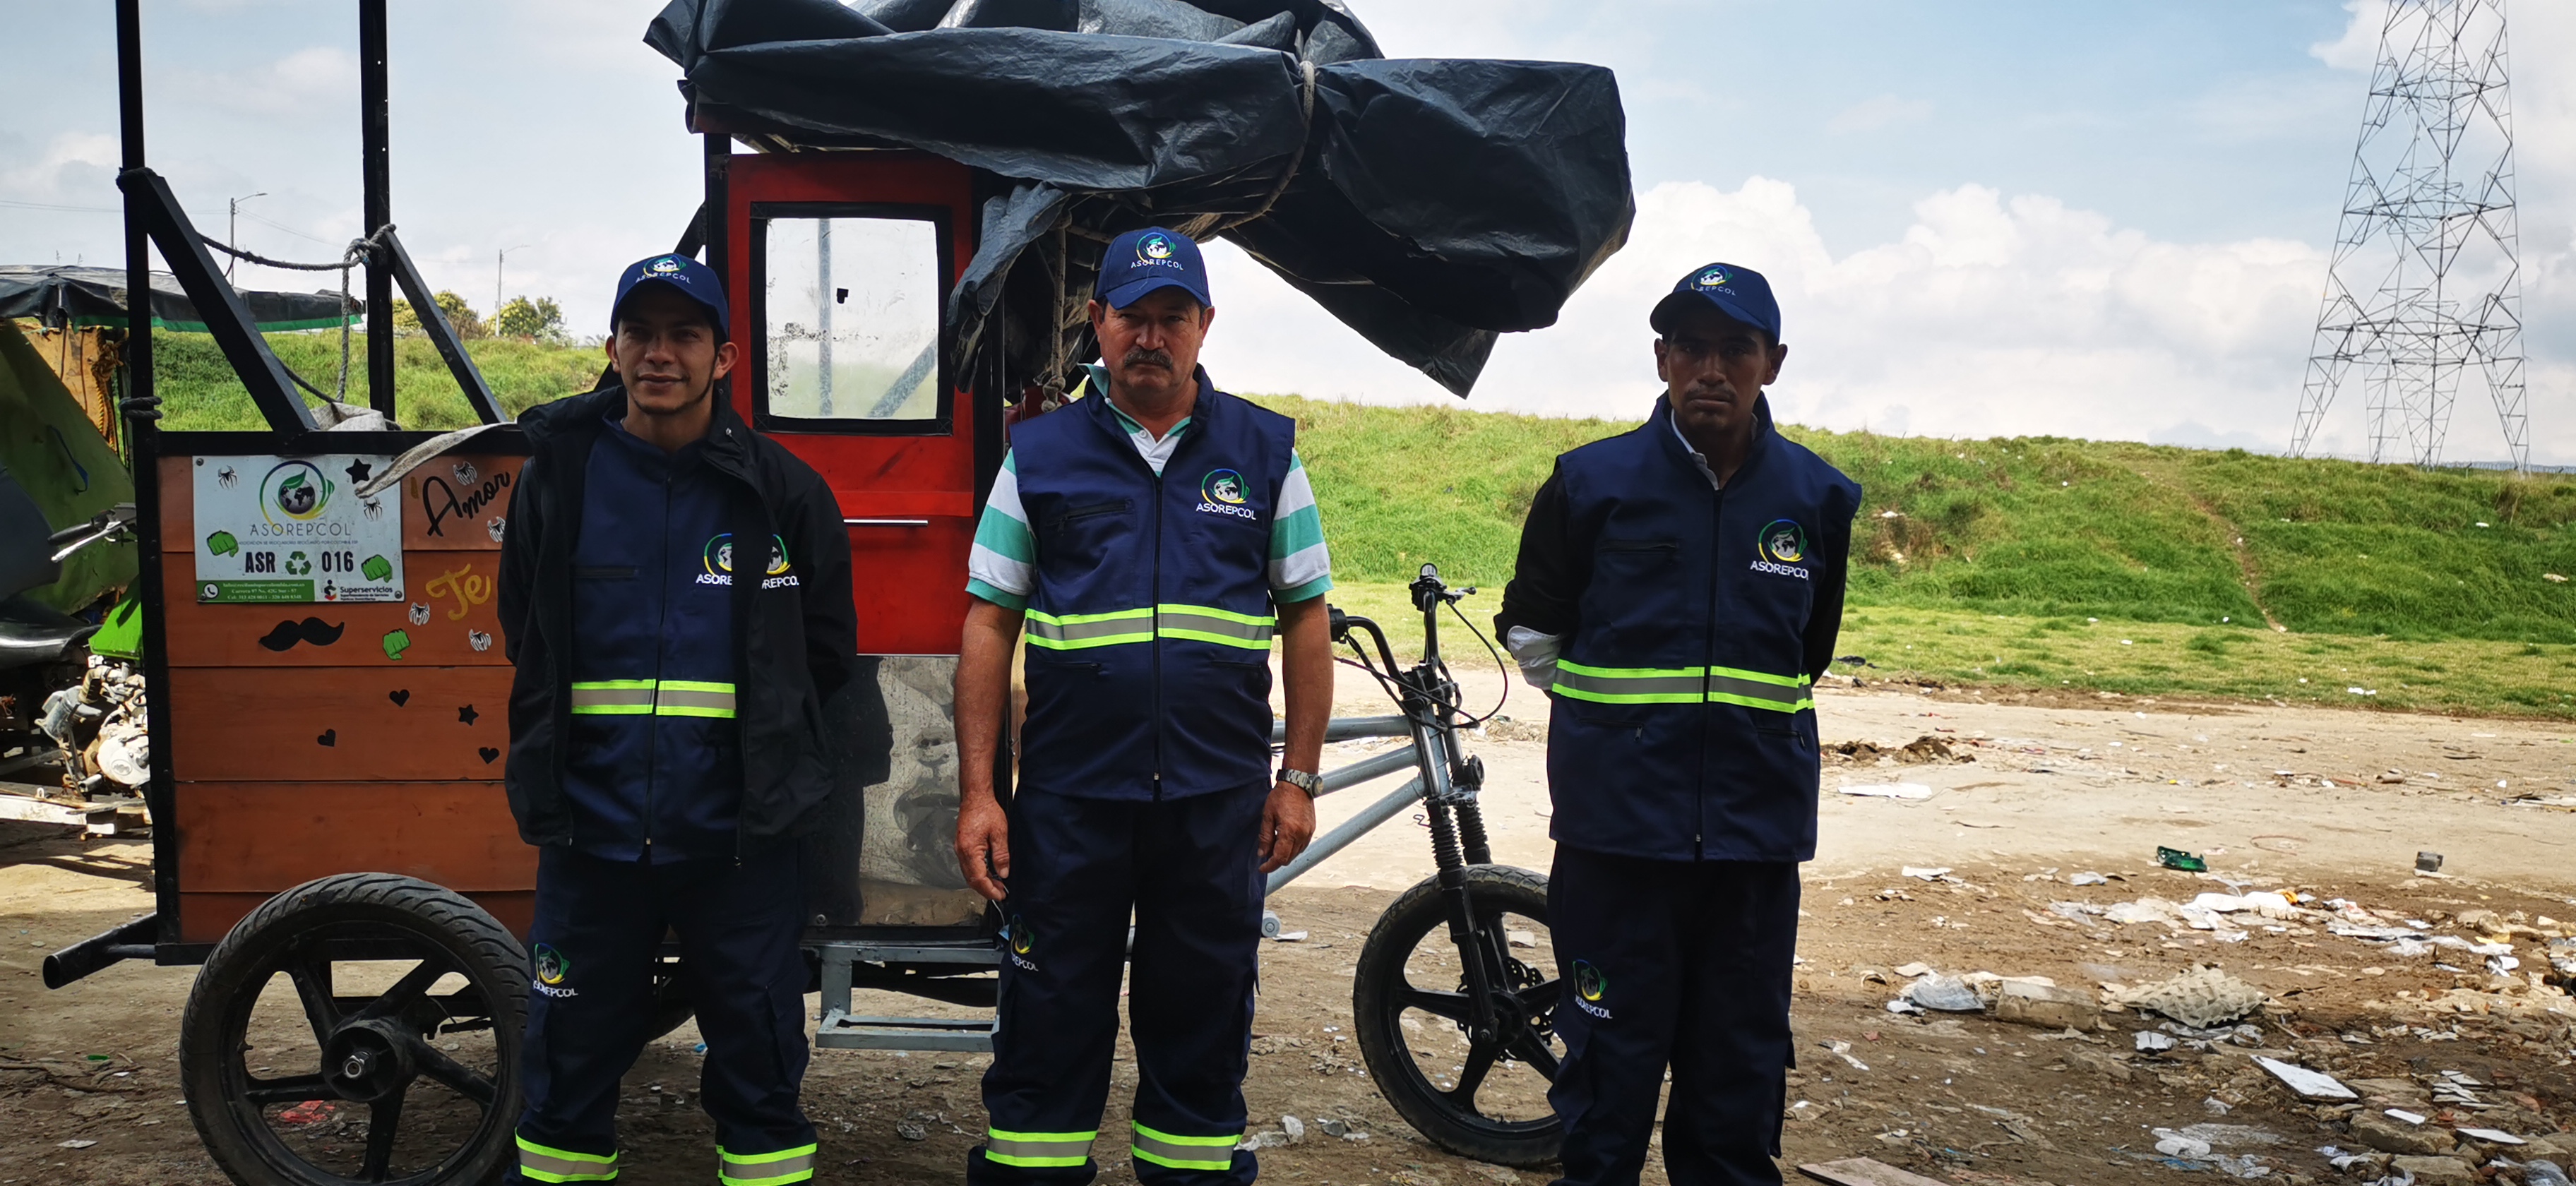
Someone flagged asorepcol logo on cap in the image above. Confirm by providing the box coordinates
[612,253,730,339]
[1096,226,1212,311]
[1650,260,1780,342]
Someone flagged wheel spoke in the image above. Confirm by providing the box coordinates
[354,956,452,1024]
[283,943,339,1047]
[362,1088,406,1182]
[1395,984,1473,1023]
[414,1044,496,1107]
[1447,1042,1499,1106]
[242,1073,333,1106]
[1513,977,1559,1014]
[1505,1030,1562,1080]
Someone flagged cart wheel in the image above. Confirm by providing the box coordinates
[180,873,527,1186]
[1352,864,1563,1167]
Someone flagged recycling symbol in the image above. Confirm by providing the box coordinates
[285,551,313,575]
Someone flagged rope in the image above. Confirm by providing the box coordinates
[199,225,397,410]
[1215,59,1318,234]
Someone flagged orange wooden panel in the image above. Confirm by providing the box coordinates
[167,666,515,782]
[180,890,535,946]
[157,454,525,552]
[174,781,535,894]
[159,551,509,668]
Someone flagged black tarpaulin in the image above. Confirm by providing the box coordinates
[0,265,360,333]
[645,0,1632,397]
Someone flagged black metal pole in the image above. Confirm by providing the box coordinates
[115,0,181,947]
[360,0,395,417]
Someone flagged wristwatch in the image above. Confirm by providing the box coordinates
[1276,767,1322,798]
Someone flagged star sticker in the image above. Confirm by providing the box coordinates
[458,705,479,726]
[345,458,373,484]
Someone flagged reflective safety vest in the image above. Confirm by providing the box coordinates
[1546,398,1861,862]
[559,419,751,860]
[1009,383,1296,801]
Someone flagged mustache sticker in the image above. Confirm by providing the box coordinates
[258,617,347,652]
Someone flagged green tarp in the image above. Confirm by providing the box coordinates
[0,319,136,613]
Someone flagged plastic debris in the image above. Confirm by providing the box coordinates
[1281,1115,1305,1144]
[2118,967,2267,1027]
[2158,846,2210,872]
[1892,962,1936,978]
[2253,1056,2356,1100]
[1900,866,1952,882]
[2416,851,2445,873]
[2136,1030,2178,1053]
[1794,1157,1954,1186]
[2524,1161,2575,1186]
[1901,974,1984,1012]
[2069,870,2109,885]
[2454,1127,2521,1144]
[1822,1039,1870,1070]
[2385,1109,2428,1125]
[1839,783,1934,799]
[57,1139,98,1149]
[1274,931,1310,942]
[2154,1130,2213,1158]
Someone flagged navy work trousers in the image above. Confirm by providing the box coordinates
[1546,846,1800,1186]
[970,784,1268,1186]
[512,844,818,1184]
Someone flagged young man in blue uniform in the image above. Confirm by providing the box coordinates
[1496,263,1861,1186]
[951,227,1335,1186]
[497,254,857,1185]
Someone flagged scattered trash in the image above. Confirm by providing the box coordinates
[278,1100,336,1125]
[2455,1127,2522,1144]
[1995,980,2100,1030]
[896,1120,928,1142]
[2118,966,2267,1027]
[1822,1039,1870,1070]
[1900,974,1984,1012]
[1318,1116,1349,1137]
[2416,851,2445,873]
[1900,866,1952,882]
[2069,871,2109,886]
[2135,1030,2178,1053]
[1892,962,1935,978]
[1794,1156,1954,1186]
[1505,930,1536,949]
[2385,1109,2428,1125]
[57,1139,98,1149]
[1274,931,1310,942]
[1838,783,1934,799]
[2253,1056,2357,1100]
[1237,1130,1291,1151]
[2154,1129,2213,1158]
[2524,1161,2575,1186]
[2158,846,2209,873]
[1281,1115,1305,1144]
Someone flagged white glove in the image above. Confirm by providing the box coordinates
[1505,626,1562,690]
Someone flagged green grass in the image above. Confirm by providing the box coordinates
[150,338,2576,713]
[1248,395,2576,647]
[152,329,604,431]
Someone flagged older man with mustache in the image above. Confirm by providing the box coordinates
[952,227,1335,1186]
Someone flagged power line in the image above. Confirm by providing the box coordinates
[0,198,120,214]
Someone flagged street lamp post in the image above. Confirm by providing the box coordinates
[496,244,531,322]
[225,191,267,280]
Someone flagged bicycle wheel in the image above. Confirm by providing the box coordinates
[1352,864,1563,1167]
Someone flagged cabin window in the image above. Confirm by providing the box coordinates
[751,208,949,433]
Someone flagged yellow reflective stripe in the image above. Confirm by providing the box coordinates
[1027,607,1155,650]
[1707,690,1817,714]
[1552,661,1811,712]
[652,681,737,719]
[1554,661,1706,679]
[1153,603,1275,627]
[1707,664,1806,687]
[567,680,737,718]
[719,1143,817,1185]
[518,1134,619,1182]
[984,1128,1096,1168]
[1130,1122,1240,1171]
[657,679,735,693]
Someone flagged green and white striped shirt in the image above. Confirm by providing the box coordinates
[966,400,1333,611]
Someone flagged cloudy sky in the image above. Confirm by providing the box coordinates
[5,1,2570,463]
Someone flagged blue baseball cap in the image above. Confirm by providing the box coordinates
[1649,262,1781,343]
[1095,227,1213,310]
[612,253,729,340]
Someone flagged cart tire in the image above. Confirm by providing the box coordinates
[1352,864,1563,1167]
[180,873,527,1186]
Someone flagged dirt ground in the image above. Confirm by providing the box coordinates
[5,681,2574,1185]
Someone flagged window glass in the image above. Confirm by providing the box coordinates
[763,217,941,421]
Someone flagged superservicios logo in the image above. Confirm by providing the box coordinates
[1196,468,1257,521]
[698,533,799,589]
[1006,915,1038,971]
[1694,265,1730,290]
[1138,232,1177,265]
[1751,518,1811,581]
[260,460,333,527]
[1572,959,1611,1019]
[532,942,577,998]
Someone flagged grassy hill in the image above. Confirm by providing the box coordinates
[155,332,2576,716]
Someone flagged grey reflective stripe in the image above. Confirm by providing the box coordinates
[1129,1123,1239,1170]
[568,681,656,714]
[516,1139,619,1183]
[1552,669,1704,701]
[718,1145,816,1185]
[984,1131,1095,1167]
[1025,609,1155,650]
[1154,604,1275,649]
[1705,672,1811,709]
[652,682,737,719]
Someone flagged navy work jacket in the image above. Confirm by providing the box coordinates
[1499,397,1862,862]
[1010,378,1296,801]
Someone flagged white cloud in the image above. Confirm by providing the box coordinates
[1825,95,1933,136]
[0,131,117,198]
[1205,175,2568,464]
[2309,1,2388,71]
[172,47,359,120]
